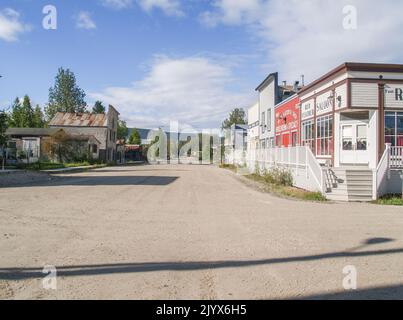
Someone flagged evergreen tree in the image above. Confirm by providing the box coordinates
[128,128,141,145]
[32,105,45,128]
[92,101,106,114]
[45,67,87,120]
[221,108,246,130]
[20,95,34,127]
[9,97,23,127]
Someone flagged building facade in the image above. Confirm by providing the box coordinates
[5,128,101,164]
[275,94,300,147]
[255,73,280,149]
[298,62,403,169]
[247,101,260,152]
[49,105,119,162]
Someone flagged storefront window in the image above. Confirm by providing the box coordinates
[301,120,314,150]
[316,115,333,156]
[385,112,403,146]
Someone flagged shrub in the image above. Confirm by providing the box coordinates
[262,167,293,186]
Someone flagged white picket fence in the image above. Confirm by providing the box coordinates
[246,146,326,193]
[390,146,403,168]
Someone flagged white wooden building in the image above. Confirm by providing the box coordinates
[246,63,403,201]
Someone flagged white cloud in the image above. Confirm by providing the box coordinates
[100,0,133,10]
[137,0,184,17]
[100,0,183,16]
[76,11,97,30]
[0,8,31,42]
[90,55,253,129]
[200,0,262,27]
[201,0,403,83]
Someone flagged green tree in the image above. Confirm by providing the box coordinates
[20,95,34,127]
[45,67,87,120]
[128,128,141,145]
[92,101,106,114]
[32,105,45,128]
[117,120,128,141]
[221,108,246,130]
[0,110,9,170]
[9,97,23,127]
[9,96,37,128]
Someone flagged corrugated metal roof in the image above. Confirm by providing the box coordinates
[49,112,107,127]
[6,128,62,137]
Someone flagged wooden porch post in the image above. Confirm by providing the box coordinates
[378,81,385,162]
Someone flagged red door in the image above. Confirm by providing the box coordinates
[282,133,290,147]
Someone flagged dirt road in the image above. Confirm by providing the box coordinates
[0,165,402,299]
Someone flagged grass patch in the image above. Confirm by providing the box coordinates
[16,161,104,171]
[245,173,327,202]
[373,194,403,206]
[219,164,238,172]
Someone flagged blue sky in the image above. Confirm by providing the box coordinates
[1,0,403,129]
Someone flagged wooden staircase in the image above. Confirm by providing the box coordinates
[325,167,373,202]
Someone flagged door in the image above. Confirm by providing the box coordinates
[340,123,369,165]
[282,133,290,148]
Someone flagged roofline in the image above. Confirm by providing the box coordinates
[274,93,299,109]
[255,72,278,92]
[108,104,120,115]
[48,125,107,128]
[298,62,403,95]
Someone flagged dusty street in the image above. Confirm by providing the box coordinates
[0,165,402,300]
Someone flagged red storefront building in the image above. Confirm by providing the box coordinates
[274,94,300,147]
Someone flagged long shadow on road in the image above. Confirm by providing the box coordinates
[2,175,179,188]
[1,245,402,282]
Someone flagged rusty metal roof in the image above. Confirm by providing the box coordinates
[49,112,108,127]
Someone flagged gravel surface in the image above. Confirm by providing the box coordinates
[0,165,402,300]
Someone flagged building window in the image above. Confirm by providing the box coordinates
[92,144,98,153]
[267,109,272,132]
[276,135,281,147]
[301,119,314,150]
[385,112,403,146]
[316,115,333,156]
[269,137,274,148]
[292,131,298,147]
[261,112,266,133]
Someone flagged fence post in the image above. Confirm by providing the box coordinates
[386,143,391,180]
[372,169,377,201]
[305,146,309,179]
[288,146,291,169]
[296,144,300,176]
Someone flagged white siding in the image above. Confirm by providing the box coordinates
[335,83,347,110]
[351,82,378,108]
[300,73,348,101]
[348,71,403,80]
[247,102,260,142]
[259,80,276,141]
